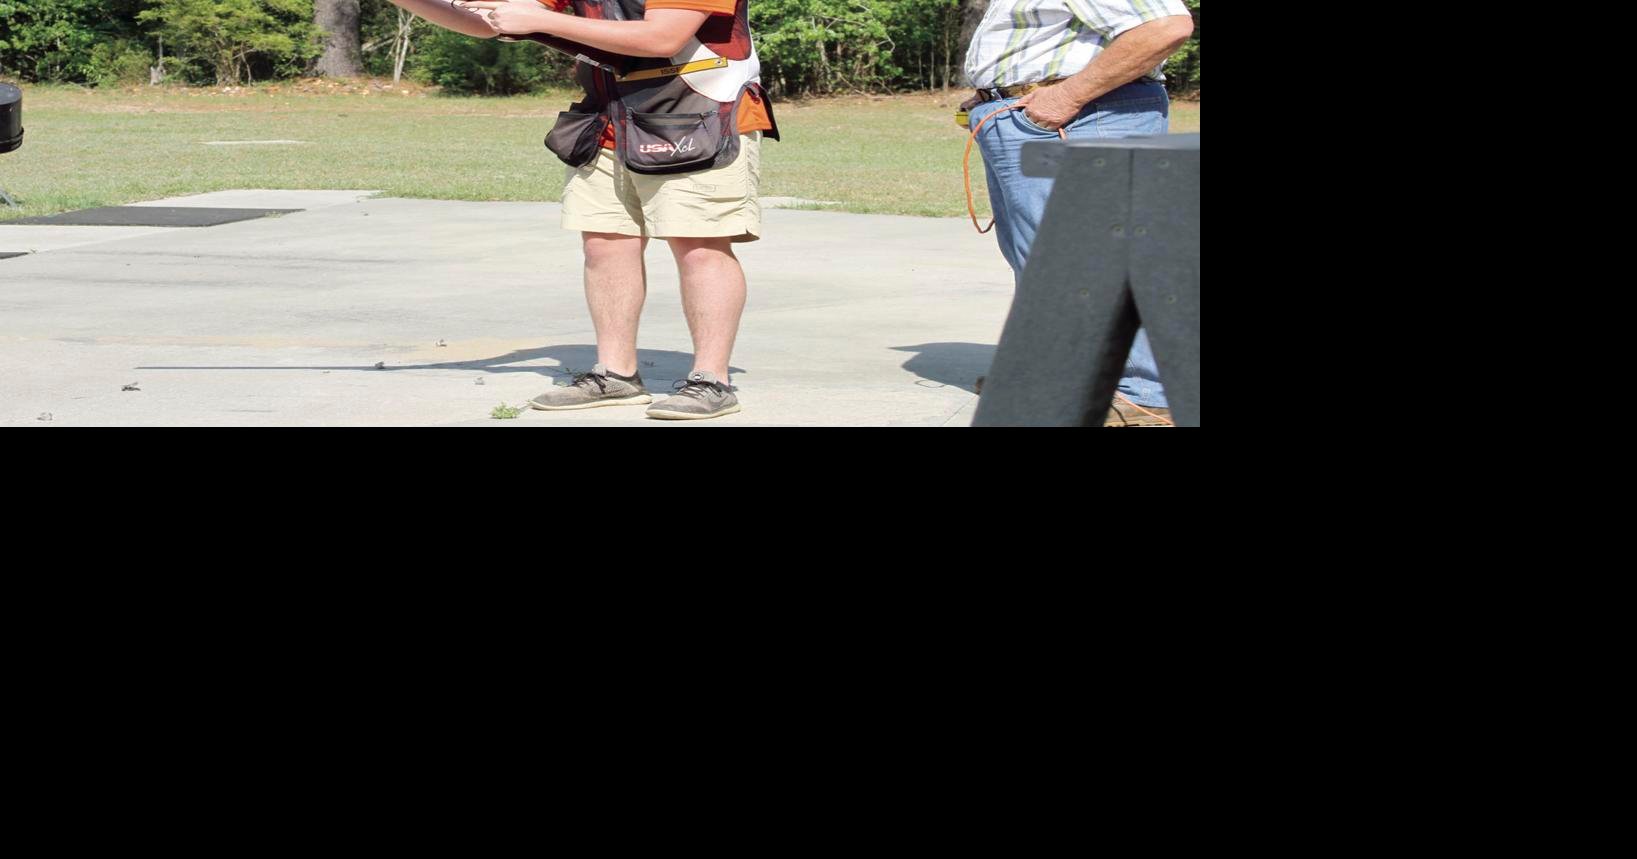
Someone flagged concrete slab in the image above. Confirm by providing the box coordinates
[129,190,381,210]
[762,197,840,209]
[7,207,302,227]
[0,224,180,254]
[0,195,1014,426]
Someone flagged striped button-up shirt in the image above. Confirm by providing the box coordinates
[964,0,1192,89]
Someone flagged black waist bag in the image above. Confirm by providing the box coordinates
[545,106,610,168]
[619,99,738,176]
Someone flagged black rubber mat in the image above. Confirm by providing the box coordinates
[0,252,27,260]
[6,206,302,227]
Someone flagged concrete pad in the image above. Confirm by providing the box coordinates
[0,195,1014,426]
[762,197,841,209]
[1,192,382,255]
[0,224,179,254]
[8,207,301,227]
[129,190,381,210]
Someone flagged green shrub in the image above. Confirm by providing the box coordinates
[1165,0,1201,95]
[413,27,575,96]
[0,0,144,83]
[138,0,320,86]
[750,0,899,97]
[87,39,157,86]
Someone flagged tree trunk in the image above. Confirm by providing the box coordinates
[959,0,989,58]
[944,6,955,93]
[393,11,418,84]
[315,0,364,77]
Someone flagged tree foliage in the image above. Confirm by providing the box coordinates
[138,0,319,85]
[2,0,1202,97]
[0,0,146,82]
[1165,0,1199,94]
[412,26,577,95]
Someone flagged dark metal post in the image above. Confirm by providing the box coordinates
[1,83,22,209]
[972,134,1200,427]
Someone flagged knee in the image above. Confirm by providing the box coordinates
[582,232,644,269]
[668,236,734,262]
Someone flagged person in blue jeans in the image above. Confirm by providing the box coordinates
[964,1,1194,425]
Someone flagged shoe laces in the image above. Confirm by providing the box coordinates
[572,372,609,395]
[671,378,719,400]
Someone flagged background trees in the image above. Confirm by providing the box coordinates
[134,0,316,85]
[0,0,148,83]
[1,0,1202,96]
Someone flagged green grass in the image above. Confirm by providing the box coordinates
[0,81,1199,221]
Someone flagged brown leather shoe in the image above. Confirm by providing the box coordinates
[1105,399,1173,427]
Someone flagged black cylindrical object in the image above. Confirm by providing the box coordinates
[1,84,23,154]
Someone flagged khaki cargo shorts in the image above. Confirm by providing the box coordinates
[561,132,762,243]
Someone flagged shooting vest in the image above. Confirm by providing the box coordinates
[542,0,779,175]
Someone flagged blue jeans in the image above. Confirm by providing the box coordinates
[972,79,1171,408]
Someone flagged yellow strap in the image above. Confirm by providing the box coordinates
[617,57,729,83]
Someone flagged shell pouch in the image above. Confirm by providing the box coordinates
[545,107,610,168]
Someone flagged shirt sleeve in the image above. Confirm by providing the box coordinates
[645,0,737,15]
[1067,0,1192,39]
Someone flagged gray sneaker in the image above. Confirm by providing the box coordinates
[646,371,741,420]
[530,363,653,411]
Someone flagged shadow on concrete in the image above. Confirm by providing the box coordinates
[891,342,995,393]
[138,344,746,385]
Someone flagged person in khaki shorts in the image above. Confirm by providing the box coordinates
[433,0,778,420]
[560,130,763,245]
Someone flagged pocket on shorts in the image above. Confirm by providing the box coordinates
[545,111,609,168]
[624,111,731,175]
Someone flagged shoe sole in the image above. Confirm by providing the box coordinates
[646,403,743,421]
[530,394,654,411]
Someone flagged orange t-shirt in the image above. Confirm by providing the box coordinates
[593,0,773,149]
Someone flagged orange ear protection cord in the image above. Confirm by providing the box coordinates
[963,105,1066,234]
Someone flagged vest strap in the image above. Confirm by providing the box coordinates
[616,56,730,83]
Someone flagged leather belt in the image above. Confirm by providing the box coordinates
[974,77,1068,103]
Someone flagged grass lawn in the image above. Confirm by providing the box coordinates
[0,80,1198,221]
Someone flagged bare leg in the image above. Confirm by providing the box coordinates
[668,237,746,381]
[582,232,648,376]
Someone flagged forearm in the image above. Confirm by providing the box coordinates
[1059,16,1194,106]
[385,0,497,39]
[525,9,703,58]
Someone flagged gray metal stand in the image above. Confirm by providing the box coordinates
[972,134,1200,427]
